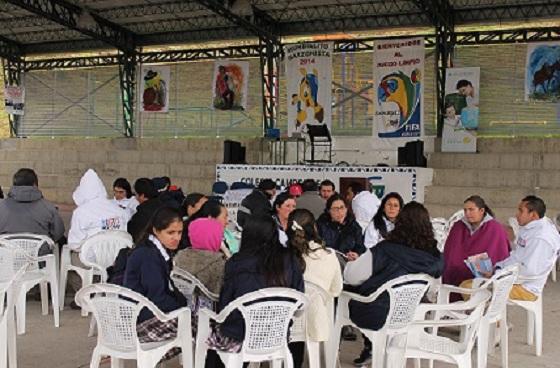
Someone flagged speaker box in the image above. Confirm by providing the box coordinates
[404,140,427,167]
[224,140,241,164]
[397,147,407,166]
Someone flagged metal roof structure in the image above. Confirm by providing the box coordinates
[0,0,558,57]
[1,0,560,138]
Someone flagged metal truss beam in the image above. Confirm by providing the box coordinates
[192,0,278,44]
[118,52,136,137]
[5,0,137,52]
[2,58,24,136]
[259,39,280,133]
[412,0,454,29]
[0,35,23,62]
[454,27,560,45]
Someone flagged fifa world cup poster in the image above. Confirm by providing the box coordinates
[212,60,249,110]
[140,65,170,113]
[373,38,424,138]
[286,42,333,137]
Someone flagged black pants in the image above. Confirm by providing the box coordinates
[204,342,305,367]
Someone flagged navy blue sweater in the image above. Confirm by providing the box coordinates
[218,251,304,341]
[124,239,186,322]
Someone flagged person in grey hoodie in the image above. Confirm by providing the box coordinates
[0,168,65,245]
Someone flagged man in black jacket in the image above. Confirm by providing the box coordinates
[236,179,276,228]
[127,178,163,242]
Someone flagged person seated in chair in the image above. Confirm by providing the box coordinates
[204,215,304,368]
[124,206,187,361]
[463,196,560,301]
[343,202,444,366]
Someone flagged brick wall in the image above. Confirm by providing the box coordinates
[0,137,269,204]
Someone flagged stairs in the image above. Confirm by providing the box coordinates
[425,138,560,223]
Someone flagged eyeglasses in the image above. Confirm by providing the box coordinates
[330,205,346,212]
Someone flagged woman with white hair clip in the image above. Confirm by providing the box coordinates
[286,208,343,368]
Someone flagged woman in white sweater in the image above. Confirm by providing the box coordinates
[286,208,343,368]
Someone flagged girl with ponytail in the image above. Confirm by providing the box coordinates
[286,209,343,368]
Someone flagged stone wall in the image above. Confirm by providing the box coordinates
[0,137,269,204]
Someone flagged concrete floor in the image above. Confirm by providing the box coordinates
[14,277,560,368]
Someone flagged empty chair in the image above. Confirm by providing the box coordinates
[437,266,518,368]
[386,289,491,368]
[195,288,307,368]
[329,274,433,368]
[508,261,557,357]
[59,230,132,313]
[75,283,193,368]
[0,236,59,335]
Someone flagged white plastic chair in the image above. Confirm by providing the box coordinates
[0,236,59,335]
[329,274,434,368]
[289,281,334,368]
[431,218,447,252]
[387,289,491,368]
[75,283,193,368]
[0,248,29,368]
[194,288,308,368]
[446,209,464,233]
[59,230,132,314]
[507,261,557,357]
[171,268,220,307]
[0,233,59,278]
[437,266,518,368]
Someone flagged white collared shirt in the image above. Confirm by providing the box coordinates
[149,234,170,262]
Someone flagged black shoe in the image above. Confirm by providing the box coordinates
[342,326,357,341]
[353,348,372,366]
[69,301,81,310]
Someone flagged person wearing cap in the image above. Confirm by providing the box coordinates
[296,179,325,220]
[236,179,276,228]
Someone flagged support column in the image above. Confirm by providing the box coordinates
[2,58,23,137]
[118,51,137,137]
[259,39,280,134]
[435,21,454,137]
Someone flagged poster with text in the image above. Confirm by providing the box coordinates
[442,67,479,152]
[286,42,333,137]
[140,65,170,113]
[373,37,424,138]
[212,60,249,110]
[4,86,24,115]
[525,42,560,102]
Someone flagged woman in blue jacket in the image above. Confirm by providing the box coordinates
[206,214,304,367]
[124,206,187,354]
[344,202,444,365]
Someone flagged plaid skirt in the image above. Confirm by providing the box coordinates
[137,317,181,361]
[206,326,243,354]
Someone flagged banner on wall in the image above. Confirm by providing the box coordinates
[525,42,560,102]
[212,60,249,110]
[373,37,424,138]
[442,67,479,152]
[4,86,25,115]
[216,164,418,203]
[140,65,170,113]
[286,42,333,137]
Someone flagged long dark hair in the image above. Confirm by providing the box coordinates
[113,178,133,198]
[238,215,291,287]
[386,202,438,254]
[464,195,494,218]
[139,206,183,244]
[286,209,323,272]
[373,192,404,238]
